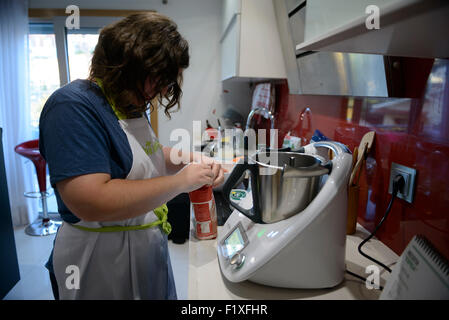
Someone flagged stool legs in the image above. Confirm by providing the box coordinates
[25,192,61,236]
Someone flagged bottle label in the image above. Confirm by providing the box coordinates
[193,198,217,239]
[192,200,214,222]
[195,219,217,240]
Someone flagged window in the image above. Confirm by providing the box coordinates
[67,28,99,81]
[28,23,60,137]
[28,16,119,131]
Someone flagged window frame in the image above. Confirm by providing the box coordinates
[30,16,120,86]
[28,11,159,136]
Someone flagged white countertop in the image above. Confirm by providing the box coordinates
[187,213,399,300]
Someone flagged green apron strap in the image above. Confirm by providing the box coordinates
[71,204,172,235]
[95,78,128,120]
[153,204,172,235]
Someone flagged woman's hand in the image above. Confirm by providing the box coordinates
[165,149,225,189]
[175,162,215,193]
[199,156,225,188]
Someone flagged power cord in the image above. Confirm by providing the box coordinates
[346,174,405,288]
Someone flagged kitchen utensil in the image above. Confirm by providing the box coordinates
[217,141,353,288]
[355,158,366,187]
[349,152,364,186]
[352,147,358,169]
[347,145,359,235]
[348,131,375,186]
[347,132,375,234]
[347,184,360,234]
[222,151,331,224]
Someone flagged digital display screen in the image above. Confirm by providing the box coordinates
[223,226,246,258]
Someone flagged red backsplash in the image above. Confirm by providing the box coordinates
[265,59,449,259]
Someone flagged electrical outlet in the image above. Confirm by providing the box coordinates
[388,163,417,203]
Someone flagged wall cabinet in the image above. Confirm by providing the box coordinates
[220,0,287,81]
[285,0,305,14]
[222,0,242,36]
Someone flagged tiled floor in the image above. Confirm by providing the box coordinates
[4,224,190,300]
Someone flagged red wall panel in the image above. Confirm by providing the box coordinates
[262,59,449,259]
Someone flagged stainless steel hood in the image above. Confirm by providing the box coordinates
[274,0,434,98]
[295,51,388,97]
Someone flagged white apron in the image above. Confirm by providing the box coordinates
[52,112,177,300]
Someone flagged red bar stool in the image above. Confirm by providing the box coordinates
[15,139,60,236]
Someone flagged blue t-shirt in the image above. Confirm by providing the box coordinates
[39,79,135,272]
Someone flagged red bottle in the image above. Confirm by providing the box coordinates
[189,185,217,240]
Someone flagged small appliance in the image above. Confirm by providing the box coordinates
[218,141,352,288]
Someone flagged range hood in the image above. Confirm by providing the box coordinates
[295,51,389,97]
[273,0,441,98]
[295,0,449,59]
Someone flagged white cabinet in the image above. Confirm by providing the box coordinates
[220,0,287,81]
[221,13,240,81]
[222,0,242,36]
[285,0,305,14]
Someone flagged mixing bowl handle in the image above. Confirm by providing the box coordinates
[221,162,265,224]
[311,141,350,156]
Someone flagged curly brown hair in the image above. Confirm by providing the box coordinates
[89,12,189,118]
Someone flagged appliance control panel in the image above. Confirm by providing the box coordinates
[219,222,249,268]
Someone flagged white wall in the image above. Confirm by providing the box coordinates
[29,0,253,147]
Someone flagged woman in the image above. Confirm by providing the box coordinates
[39,12,224,300]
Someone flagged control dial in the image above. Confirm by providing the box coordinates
[230,252,245,269]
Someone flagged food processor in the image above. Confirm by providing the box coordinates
[218,141,352,288]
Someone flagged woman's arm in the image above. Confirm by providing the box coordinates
[56,162,214,222]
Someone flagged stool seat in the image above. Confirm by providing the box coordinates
[15,139,39,152]
[15,144,41,158]
[15,139,47,193]
[15,139,60,236]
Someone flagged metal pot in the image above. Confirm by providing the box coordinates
[222,151,331,224]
